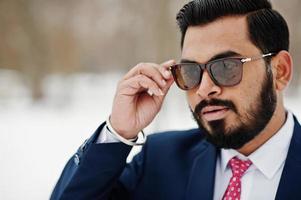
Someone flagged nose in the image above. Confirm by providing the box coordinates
[196,70,222,98]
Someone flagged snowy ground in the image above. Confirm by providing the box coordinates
[0,71,300,200]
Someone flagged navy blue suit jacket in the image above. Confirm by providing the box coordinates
[51,116,301,200]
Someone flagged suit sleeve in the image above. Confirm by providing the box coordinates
[50,123,144,200]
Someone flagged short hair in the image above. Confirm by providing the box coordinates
[176,0,289,54]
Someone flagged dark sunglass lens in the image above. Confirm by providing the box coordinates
[209,59,243,86]
[173,64,201,90]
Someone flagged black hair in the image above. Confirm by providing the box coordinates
[176,0,289,54]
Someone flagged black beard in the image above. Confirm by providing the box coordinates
[192,70,277,149]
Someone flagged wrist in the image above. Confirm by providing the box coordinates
[106,117,146,146]
[109,117,138,139]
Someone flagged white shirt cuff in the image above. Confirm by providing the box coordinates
[96,125,121,143]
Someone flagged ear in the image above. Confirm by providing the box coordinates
[271,50,293,91]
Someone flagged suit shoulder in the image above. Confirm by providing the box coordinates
[140,128,211,165]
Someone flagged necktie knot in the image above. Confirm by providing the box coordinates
[229,156,252,178]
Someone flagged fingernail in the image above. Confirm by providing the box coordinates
[147,89,153,96]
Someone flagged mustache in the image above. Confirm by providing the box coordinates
[194,98,237,115]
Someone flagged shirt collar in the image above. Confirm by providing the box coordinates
[220,111,295,179]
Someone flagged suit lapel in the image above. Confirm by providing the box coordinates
[275,116,301,200]
[185,140,217,200]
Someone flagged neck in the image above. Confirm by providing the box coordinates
[237,104,287,156]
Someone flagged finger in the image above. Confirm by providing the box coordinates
[119,74,164,97]
[160,59,176,68]
[156,78,174,101]
[162,77,174,93]
[159,59,176,79]
[123,63,167,88]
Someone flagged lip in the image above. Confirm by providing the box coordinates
[201,106,230,121]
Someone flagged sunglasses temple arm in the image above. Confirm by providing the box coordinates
[241,53,274,63]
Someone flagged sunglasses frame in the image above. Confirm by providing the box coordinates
[169,53,275,90]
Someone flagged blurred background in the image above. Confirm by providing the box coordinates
[0,0,300,199]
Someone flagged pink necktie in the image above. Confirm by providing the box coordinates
[222,157,252,200]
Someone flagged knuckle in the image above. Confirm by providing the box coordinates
[137,62,146,68]
[136,74,144,80]
[158,65,165,72]
[150,81,158,88]
[117,79,123,85]
[137,75,150,86]
[117,80,126,90]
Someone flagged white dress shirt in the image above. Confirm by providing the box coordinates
[213,112,294,200]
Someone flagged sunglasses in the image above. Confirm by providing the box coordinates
[169,53,275,90]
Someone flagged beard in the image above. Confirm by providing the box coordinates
[192,70,277,149]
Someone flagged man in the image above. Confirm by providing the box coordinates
[51,0,301,199]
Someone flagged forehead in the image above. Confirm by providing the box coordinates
[182,16,260,62]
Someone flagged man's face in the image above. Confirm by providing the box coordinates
[182,16,277,149]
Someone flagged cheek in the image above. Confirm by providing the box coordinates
[242,60,265,82]
[186,90,200,111]
[238,66,265,101]
[234,82,262,117]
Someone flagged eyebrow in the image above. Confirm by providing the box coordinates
[180,50,242,64]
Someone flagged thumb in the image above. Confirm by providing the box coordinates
[160,59,176,80]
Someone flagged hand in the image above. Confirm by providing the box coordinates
[110,60,176,139]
